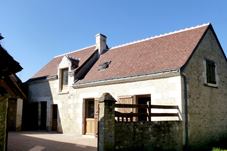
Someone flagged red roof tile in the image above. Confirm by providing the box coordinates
[32,46,96,79]
[80,24,209,83]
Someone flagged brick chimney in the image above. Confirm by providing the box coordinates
[96,33,107,55]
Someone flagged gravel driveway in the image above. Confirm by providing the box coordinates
[8,132,97,151]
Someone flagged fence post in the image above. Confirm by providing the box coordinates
[98,93,116,151]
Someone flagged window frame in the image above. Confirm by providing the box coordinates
[60,68,69,92]
[204,59,218,87]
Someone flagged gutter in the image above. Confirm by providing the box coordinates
[73,69,181,88]
[181,72,189,151]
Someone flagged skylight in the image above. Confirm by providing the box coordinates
[98,61,111,71]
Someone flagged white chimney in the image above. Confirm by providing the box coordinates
[96,33,107,55]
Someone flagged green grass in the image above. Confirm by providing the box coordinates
[212,148,227,151]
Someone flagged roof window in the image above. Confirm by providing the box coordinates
[98,61,111,71]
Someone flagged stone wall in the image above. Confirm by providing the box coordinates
[183,28,227,150]
[16,98,23,131]
[28,74,183,134]
[98,93,183,151]
[27,79,53,131]
[0,98,8,151]
[115,121,183,151]
[28,77,83,133]
[75,75,183,135]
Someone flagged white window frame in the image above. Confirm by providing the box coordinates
[58,67,69,93]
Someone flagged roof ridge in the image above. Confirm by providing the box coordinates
[54,45,95,58]
[110,23,210,50]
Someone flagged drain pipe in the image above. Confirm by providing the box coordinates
[181,73,189,151]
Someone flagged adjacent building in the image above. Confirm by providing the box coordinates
[0,34,25,151]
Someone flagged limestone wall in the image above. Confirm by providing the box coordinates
[28,79,53,131]
[28,75,183,135]
[183,28,227,150]
[74,75,183,135]
[16,98,23,131]
[0,98,7,151]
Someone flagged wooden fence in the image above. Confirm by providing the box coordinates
[115,103,179,122]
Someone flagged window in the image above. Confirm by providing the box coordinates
[205,59,217,85]
[61,68,68,90]
[98,61,111,71]
[85,99,94,118]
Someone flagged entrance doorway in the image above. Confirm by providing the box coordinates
[29,102,39,130]
[40,102,47,130]
[136,95,151,121]
[84,99,98,135]
[52,104,58,131]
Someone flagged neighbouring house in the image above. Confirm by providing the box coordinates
[0,34,25,151]
[26,23,227,150]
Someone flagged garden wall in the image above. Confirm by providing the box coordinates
[115,121,183,151]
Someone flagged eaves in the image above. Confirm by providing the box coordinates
[73,69,181,89]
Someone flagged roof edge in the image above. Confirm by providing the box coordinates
[209,24,227,62]
[74,69,180,88]
[180,23,227,72]
[26,76,47,83]
[180,24,211,71]
[54,45,95,58]
[110,23,210,50]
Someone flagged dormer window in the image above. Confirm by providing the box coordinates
[58,55,79,93]
[60,68,68,91]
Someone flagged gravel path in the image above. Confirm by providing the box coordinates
[8,132,97,151]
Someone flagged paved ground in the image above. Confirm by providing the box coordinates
[8,131,97,151]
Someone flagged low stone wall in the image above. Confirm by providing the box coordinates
[115,121,183,151]
[98,93,184,151]
[0,99,7,151]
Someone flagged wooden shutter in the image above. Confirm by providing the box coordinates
[117,96,135,113]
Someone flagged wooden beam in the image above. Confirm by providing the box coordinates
[115,103,178,109]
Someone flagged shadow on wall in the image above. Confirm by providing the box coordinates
[8,132,97,151]
[22,79,63,132]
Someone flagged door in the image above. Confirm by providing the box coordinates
[52,104,58,131]
[30,102,39,130]
[40,102,47,130]
[137,95,151,121]
[84,99,96,135]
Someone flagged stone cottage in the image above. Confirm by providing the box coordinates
[0,34,25,151]
[26,23,227,150]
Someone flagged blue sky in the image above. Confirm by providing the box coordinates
[1,0,227,81]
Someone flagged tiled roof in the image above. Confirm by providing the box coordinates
[79,24,210,84]
[32,45,96,79]
[0,45,22,75]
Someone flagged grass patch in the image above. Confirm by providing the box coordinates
[212,148,227,151]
